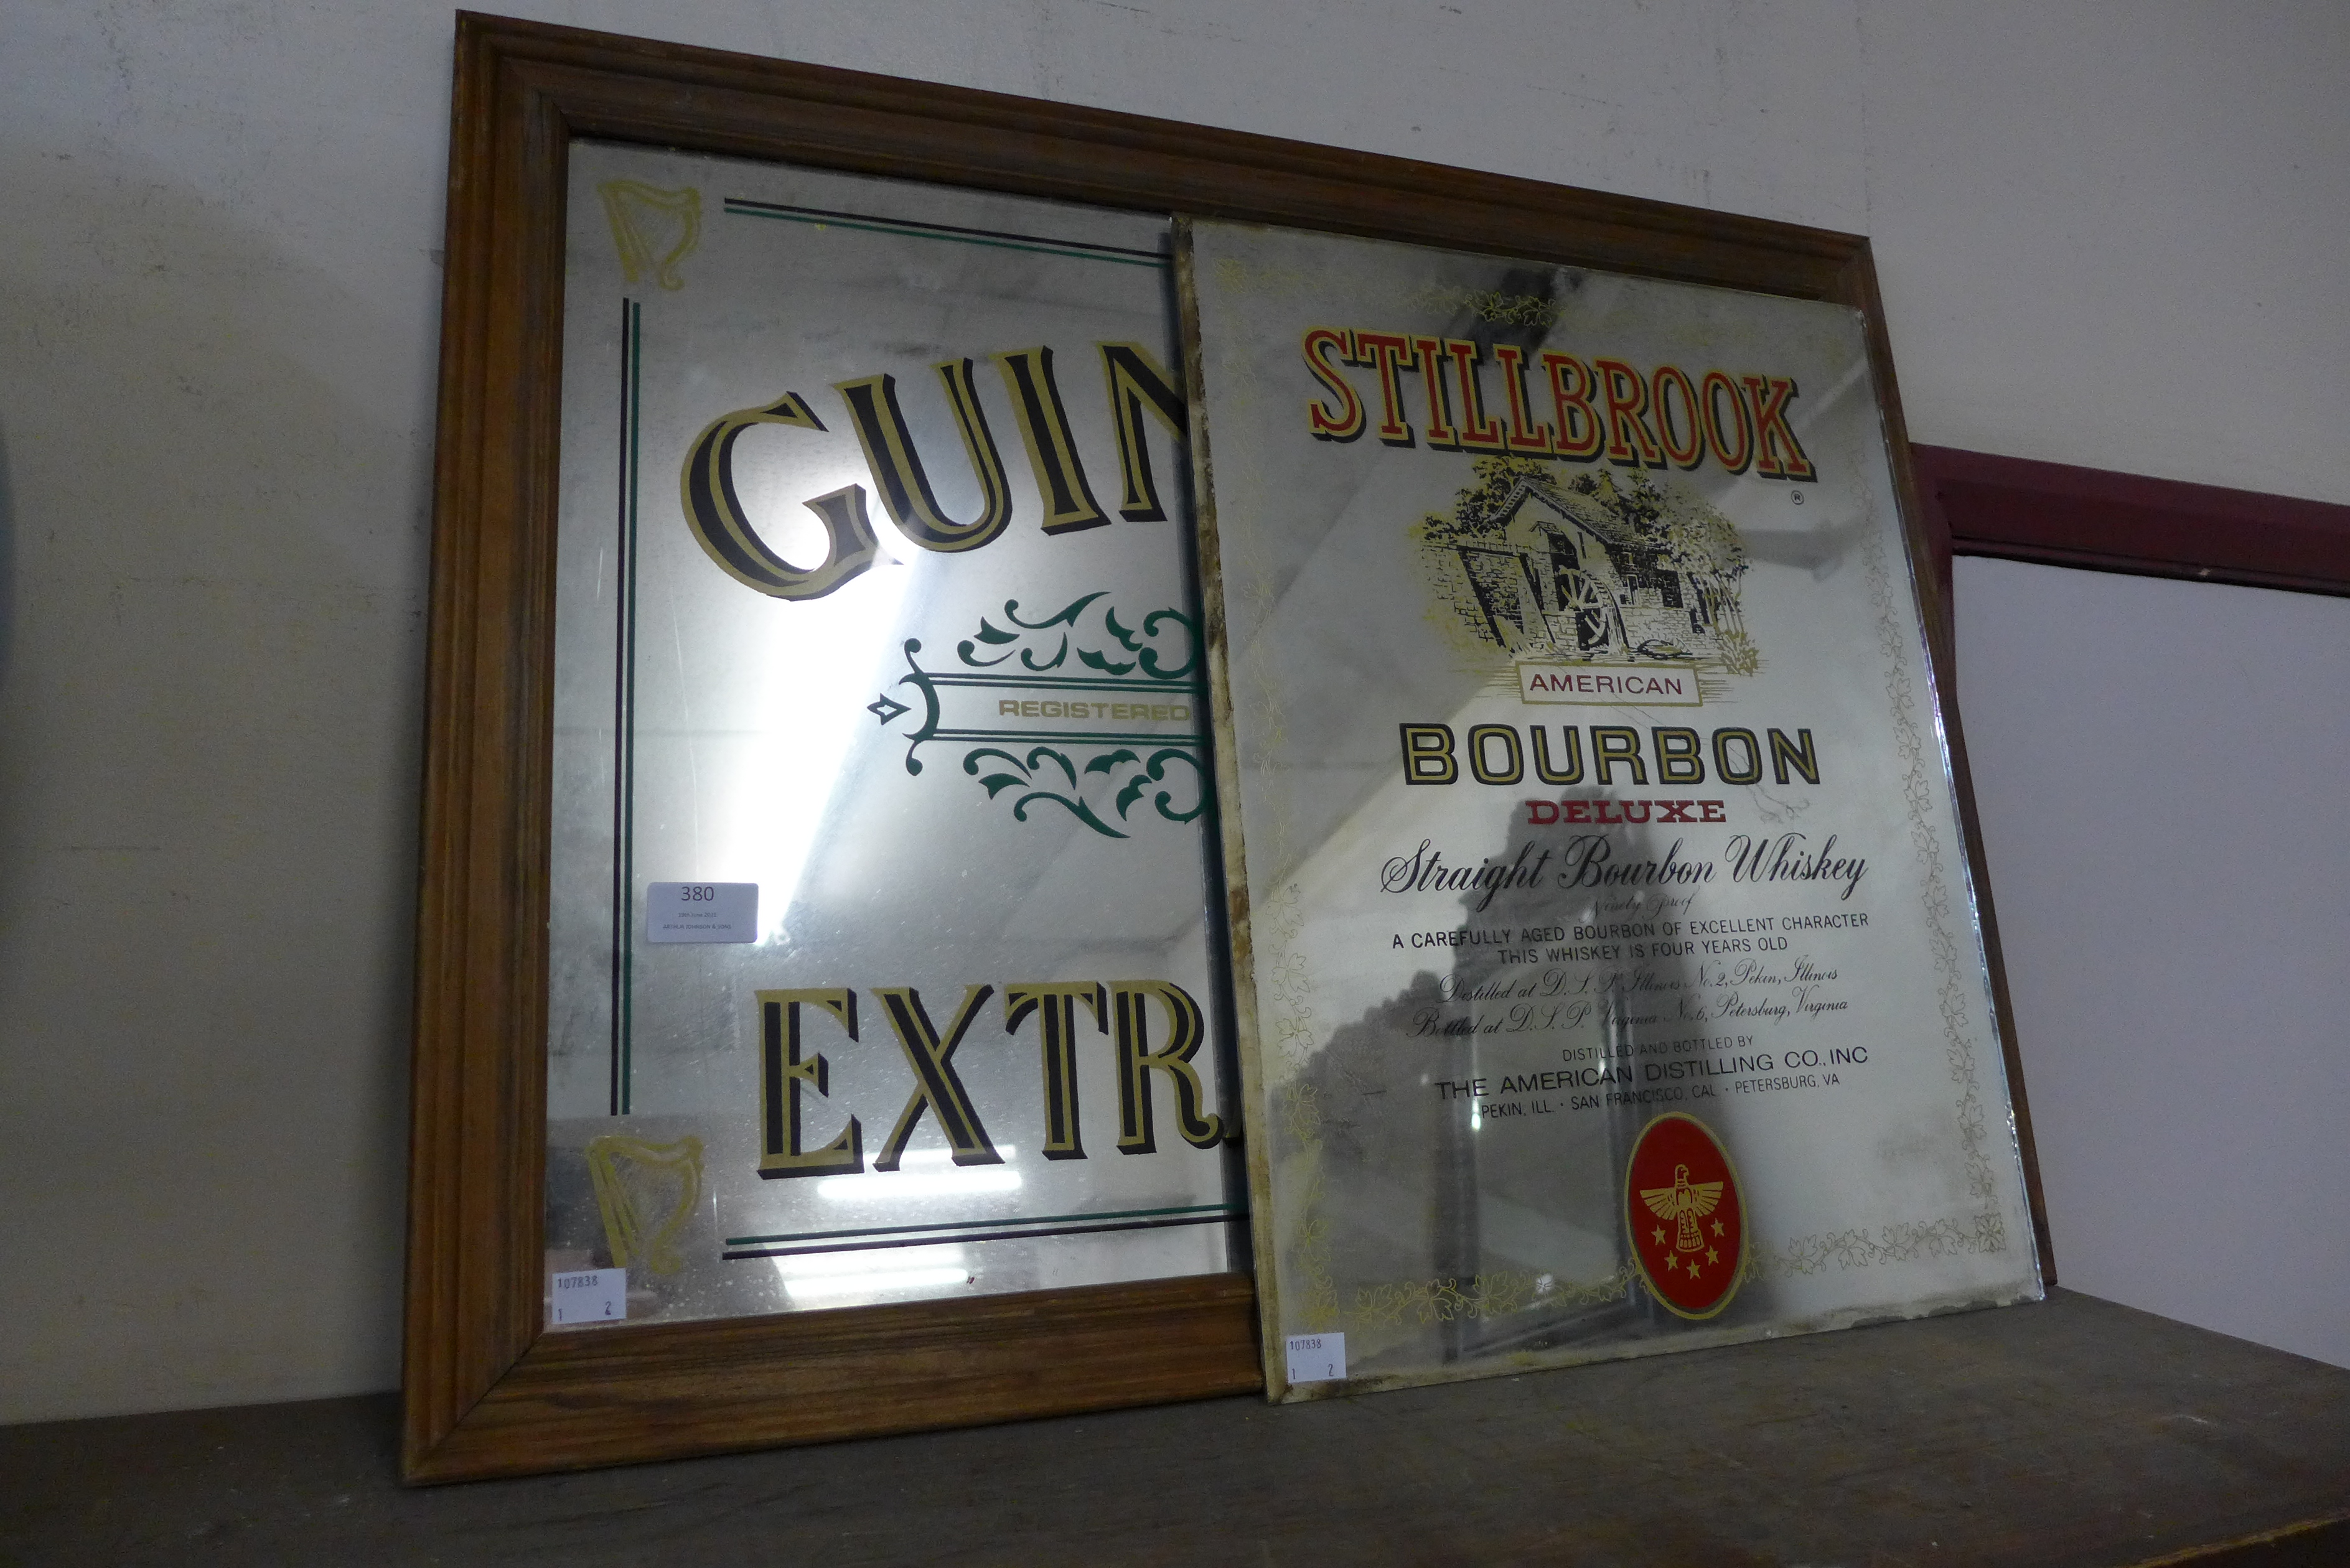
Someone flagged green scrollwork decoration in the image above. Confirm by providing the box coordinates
[962,742,1205,839]
[869,592,1210,837]
[955,592,1196,680]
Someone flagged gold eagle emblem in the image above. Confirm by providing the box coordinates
[1641,1162,1724,1253]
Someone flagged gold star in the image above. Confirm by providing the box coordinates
[1662,1254,1678,1272]
[1706,1248,1720,1265]
[1711,1218,1726,1238]
[1652,1226,1667,1246]
[1687,1261,1702,1280]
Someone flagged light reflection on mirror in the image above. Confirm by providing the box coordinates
[814,1146,1025,1202]
[709,455,915,942]
[775,1243,972,1304]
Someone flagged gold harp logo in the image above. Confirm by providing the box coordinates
[585,1134,705,1276]
[597,180,703,291]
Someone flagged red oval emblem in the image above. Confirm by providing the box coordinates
[1625,1113,1746,1319]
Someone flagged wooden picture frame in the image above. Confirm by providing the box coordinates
[406,10,2048,1481]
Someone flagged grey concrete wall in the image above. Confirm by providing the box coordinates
[2,0,2344,1419]
[1956,559,2350,1370]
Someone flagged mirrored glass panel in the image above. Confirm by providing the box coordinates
[1185,219,2040,1396]
[543,144,1242,1328]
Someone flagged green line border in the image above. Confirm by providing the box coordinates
[618,299,642,1114]
[932,727,1207,748]
[724,200,1169,268]
[925,672,1207,693]
[726,1201,1238,1249]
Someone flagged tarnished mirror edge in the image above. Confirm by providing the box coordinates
[408,8,2048,1483]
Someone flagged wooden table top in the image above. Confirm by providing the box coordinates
[6,1288,2346,1565]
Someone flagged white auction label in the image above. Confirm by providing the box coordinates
[550,1267,627,1325]
[1285,1332,1347,1384]
[645,881,757,943]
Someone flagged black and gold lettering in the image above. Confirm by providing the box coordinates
[835,361,1014,551]
[1652,726,1705,784]
[1099,342,1189,521]
[1400,722,1458,785]
[1712,727,1764,784]
[1468,723,1524,785]
[1109,981,1223,1153]
[1005,981,1107,1161]
[681,394,879,600]
[871,984,1003,1168]
[756,989,863,1178]
[1531,724,1584,785]
[992,347,1110,534]
[1592,726,1648,785]
[1768,727,1821,785]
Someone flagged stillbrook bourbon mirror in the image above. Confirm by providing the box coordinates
[1181,218,2045,1400]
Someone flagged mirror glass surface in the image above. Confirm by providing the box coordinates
[544,144,1242,1328]
[1186,219,2041,1394]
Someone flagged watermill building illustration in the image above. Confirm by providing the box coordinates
[1424,464,1753,671]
